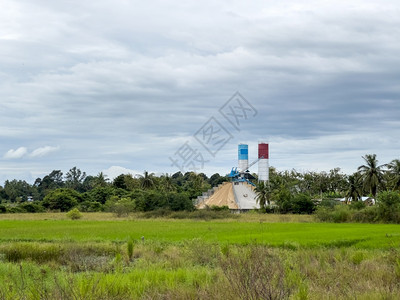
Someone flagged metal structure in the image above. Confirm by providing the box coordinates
[228,142,270,186]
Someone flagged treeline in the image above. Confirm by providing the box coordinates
[255,154,400,219]
[0,154,399,217]
[0,168,227,214]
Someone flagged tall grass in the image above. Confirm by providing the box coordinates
[1,241,400,299]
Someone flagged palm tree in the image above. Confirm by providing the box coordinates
[255,181,270,209]
[94,172,109,188]
[344,173,363,203]
[387,159,400,191]
[160,173,176,192]
[140,171,155,189]
[357,154,385,199]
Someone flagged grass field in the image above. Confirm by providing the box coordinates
[0,213,400,299]
[0,213,399,249]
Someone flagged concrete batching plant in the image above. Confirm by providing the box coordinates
[197,141,270,211]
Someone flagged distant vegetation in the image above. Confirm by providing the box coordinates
[0,154,399,223]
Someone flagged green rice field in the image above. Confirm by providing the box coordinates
[0,213,399,299]
[0,216,399,249]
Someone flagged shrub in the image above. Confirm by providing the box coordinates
[168,192,194,211]
[377,191,400,223]
[349,201,366,211]
[20,203,45,213]
[78,201,103,212]
[0,205,6,213]
[351,206,379,223]
[66,208,83,220]
[111,197,135,217]
[208,205,229,211]
[42,188,81,212]
[315,205,352,223]
[6,206,25,213]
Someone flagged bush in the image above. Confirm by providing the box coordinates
[42,188,82,212]
[6,206,25,213]
[168,192,194,211]
[291,194,315,214]
[111,197,135,217]
[78,201,103,212]
[66,208,83,220]
[0,205,6,213]
[377,191,400,223]
[351,206,379,223]
[208,205,229,211]
[20,203,45,213]
[319,199,337,209]
[315,205,351,223]
[349,201,366,211]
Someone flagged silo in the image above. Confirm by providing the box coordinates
[258,142,269,182]
[238,144,249,171]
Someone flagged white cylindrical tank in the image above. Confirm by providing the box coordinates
[238,144,249,171]
[258,142,269,182]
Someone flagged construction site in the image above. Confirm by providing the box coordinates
[196,142,269,211]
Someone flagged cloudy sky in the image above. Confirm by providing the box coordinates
[1,0,399,183]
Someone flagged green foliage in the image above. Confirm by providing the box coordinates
[65,166,87,192]
[66,208,83,220]
[349,200,366,210]
[208,205,229,211]
[358,154,385,198]
[42,188,82,212]
[315,205,352,223]
[109,197,135,217]
[78,200,103,212]
[0,204,7,213]
[376,191,400,223]
[319,199,337,209]
[168,192,194,211]
[20,202,45,213]
[291,194,315,214]
[127,238,134,261]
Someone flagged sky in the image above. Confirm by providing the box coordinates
[1,0,399,184]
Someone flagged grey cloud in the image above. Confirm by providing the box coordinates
[0,0,399,182]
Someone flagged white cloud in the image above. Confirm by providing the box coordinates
[4,147,28,159]
[29,146,60,158]
[102,166,142,180]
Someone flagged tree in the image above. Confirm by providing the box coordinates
[387,159,400,191]
[42,188,82,212]
[344,173,363,203]
[358,154,385,198]
[140,171,155,190]
[93,172,109,188]
[36,170,64,199]
[255,181,270,209]
[3,179,37,202]
[65,167,87,191]
[291,194,315,214]
[159,173,176,192]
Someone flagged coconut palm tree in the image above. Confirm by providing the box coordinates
[160,173,176,192]
[255,181,270,209]
[94,172,109,188]
[344,173,363,203]
[140,171,155,189]
[387,159,400,191]
[357,154,385,199]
